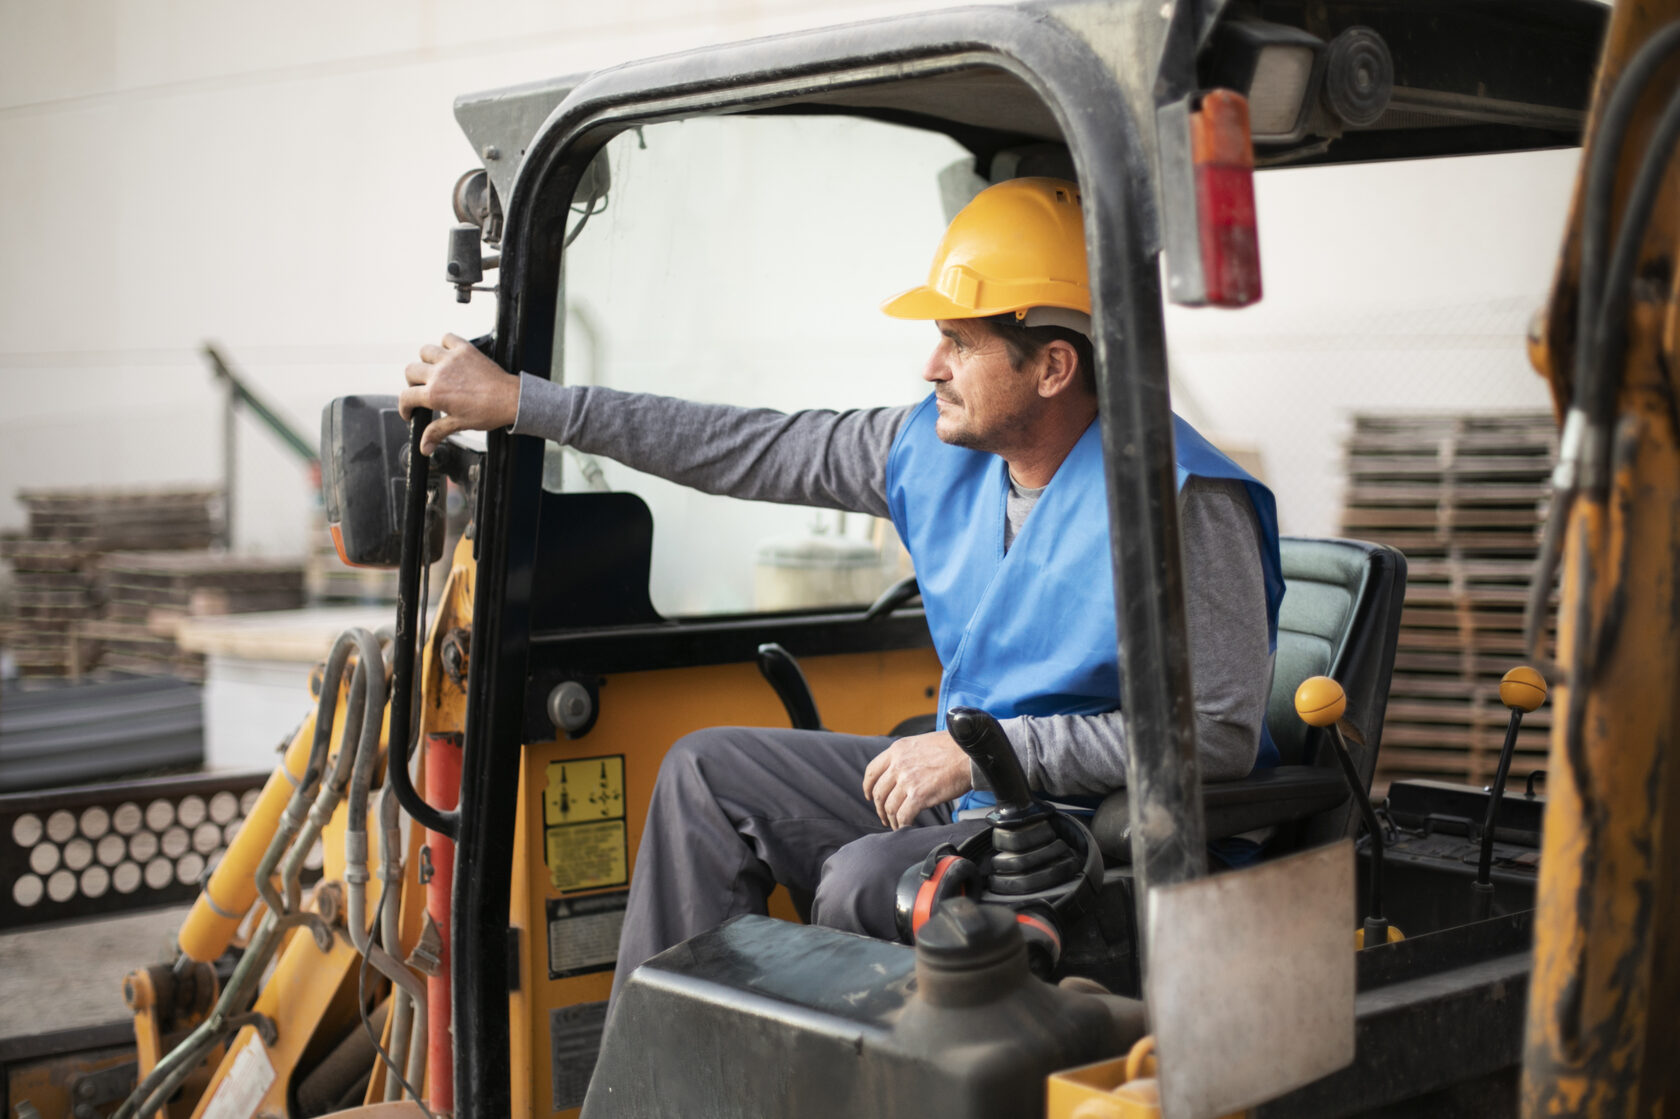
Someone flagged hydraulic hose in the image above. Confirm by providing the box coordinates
[116,631,384,1119]
[1590,84,1680,412]
[382,780,430,1098]
[278,629,385,919]
[296,999,391,1116]
[1526,28,1680,663]
[253,631,380,961]
[252,634,358,924]
[346,719,429,1103]
[1572,22,1680,445]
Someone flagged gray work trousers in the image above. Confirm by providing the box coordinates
[611,725,988,1002]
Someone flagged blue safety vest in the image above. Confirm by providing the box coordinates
[884,393,1284,813]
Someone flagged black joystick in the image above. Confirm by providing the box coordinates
[894,708,1101,976]
[947,707,1082,897]
[946,707,1040,821]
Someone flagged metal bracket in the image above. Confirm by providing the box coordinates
[68,1061,139,1119]
[408,913,446,978]
[1155,96,1209,307]
[452,76,582,242]
[225,1011,279,1048]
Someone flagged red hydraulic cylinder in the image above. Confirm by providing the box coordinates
[425,733,463,1115]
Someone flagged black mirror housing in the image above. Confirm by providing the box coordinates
[320,395,444,568]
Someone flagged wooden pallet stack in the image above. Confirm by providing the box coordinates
[1339,413,1558,791]
[15,487,220,551]
[0,540,105,677]
[1,489,221,678]
[79,552,306,680]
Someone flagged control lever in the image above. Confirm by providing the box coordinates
[895,708,1101,975]
[1472,667,1547,918]
[947,707,1080,896]
[946,707,1040,824]
[863,575,920,621]
[756,643,822,731]
[1295,678,1397,948]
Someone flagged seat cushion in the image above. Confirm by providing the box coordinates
[1093,765,1350,861]
[1266,539,1373,765]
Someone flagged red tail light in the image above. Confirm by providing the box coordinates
[1191,90,1262,308]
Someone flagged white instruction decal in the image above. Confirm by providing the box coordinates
[201,1031,276,1119]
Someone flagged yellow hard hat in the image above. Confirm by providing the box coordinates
[881,177,1089,322]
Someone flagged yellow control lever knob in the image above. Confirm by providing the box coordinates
[1294,676,1347,728]
[1498,666,1547,713]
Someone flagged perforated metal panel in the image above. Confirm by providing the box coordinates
[0,771,319,930]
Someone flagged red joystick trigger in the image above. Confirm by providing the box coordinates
[911,854,980,938]
[1014,910,1064,973]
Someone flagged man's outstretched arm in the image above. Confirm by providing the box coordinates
[399,333,908,517]
[511,375,909,517]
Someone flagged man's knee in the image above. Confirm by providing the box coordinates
[810,833,906,939]
[653,726,743,797]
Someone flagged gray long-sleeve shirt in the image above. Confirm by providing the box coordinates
[511,374,1273,797]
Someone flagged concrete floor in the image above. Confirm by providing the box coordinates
[0,905,190,1042]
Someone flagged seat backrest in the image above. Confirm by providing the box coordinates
[1267,537,1407,843]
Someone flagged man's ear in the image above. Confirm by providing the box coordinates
[1037,339,1082,398]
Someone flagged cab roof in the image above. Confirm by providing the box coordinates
[456,0,1605,213]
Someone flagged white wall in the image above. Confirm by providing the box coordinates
[0,0,977,558]
[0,1,1576,565]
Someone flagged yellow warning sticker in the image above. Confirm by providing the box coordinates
[545,820,629,892]
[544,756,626,825]
[543,756,628,892]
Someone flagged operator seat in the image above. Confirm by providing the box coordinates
[1091,536,1407,861]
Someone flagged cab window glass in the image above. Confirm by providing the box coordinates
[549,114,967,617]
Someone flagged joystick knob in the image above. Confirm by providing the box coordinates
[1499,666,1548,713]
[1294,676,1347,728]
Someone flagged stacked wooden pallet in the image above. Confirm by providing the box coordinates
[79,552,306,680]
[16,487,220,551]
[0,540,104,677]
[1339,413,1558,791]
[1,489,221,678]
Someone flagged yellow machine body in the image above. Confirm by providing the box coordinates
[176,716,318,966]
[1522,0,1680,1112]
[505,645,941,1116]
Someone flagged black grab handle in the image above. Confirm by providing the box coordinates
[387,409,458,839]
